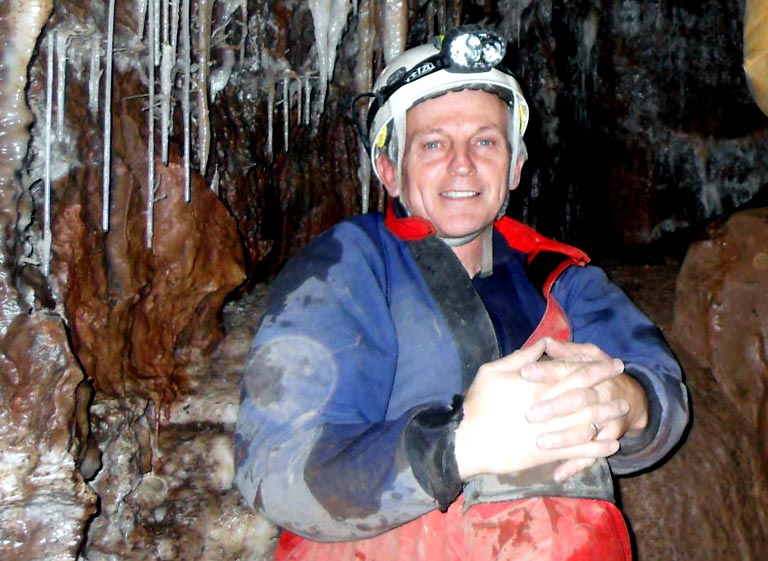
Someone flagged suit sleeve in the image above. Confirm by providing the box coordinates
[552,265,690,474]
[234,222,449,541]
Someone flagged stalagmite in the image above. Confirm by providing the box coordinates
[147,0,157,248]
[382,0,407,63]
[182,0,192,201]
[43,33,54,276]
[55,31,68,140]
[103,0,116,231]
[197,0,213,176]
[88,38,101,114]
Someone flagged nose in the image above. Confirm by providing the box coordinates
[447,143,476,176]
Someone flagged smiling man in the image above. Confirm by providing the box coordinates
[235,26,689,561]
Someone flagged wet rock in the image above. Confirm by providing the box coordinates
[671,208,768,437]
[0,313,97,561]
[616,208,768,560]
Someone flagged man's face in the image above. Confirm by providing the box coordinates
[380,89,518,239]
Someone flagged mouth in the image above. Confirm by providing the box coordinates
[440,190,480,199]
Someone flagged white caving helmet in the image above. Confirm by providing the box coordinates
[360,26,530,273]
[364,26,530,195]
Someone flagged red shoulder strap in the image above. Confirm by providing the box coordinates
[494,217,590,345]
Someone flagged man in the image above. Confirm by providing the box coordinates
[235,26,689,561]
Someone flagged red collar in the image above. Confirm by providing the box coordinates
[384,199,589,265]
[384,200,437,241]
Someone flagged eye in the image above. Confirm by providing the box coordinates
[424,139,441,149]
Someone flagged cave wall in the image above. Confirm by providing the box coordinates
[0,1,767,560]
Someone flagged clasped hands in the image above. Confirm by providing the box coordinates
[454,337,649,482]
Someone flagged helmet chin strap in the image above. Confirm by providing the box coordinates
[398,190,511,278]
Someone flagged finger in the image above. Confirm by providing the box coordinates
[553,458,598,482]
[484,338,547,374]
[542,338,610,362]
[528,358,624,405]
[529,398,630,438]
[548,439,621,467]
[525,372,629,423]
[519,356,580,383]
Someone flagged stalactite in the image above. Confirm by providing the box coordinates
[147,0,157,248]
[308,0,331,112]
[449,0,462,27]
[308,0,355,115]
[160,44,174,164]
[197,0,213,176]
[182,0,192,201]
[355,0,374,94]
[356,0,375,212]
[266,74,275,157]
[282,74,290,152]
[238,0,247,64]
[153,0,161,67]
[43,33,54,277]
[303,74,313,127]
[292,70,303,129]
[210,48,235,101]
[382,0,407,63]
[102,0,116,231]
[138,0,148,39]
[88,38,101,114]
[171,0,180,49]
[426,1,435,38]
[160,0,178,164]
[55,31,68,140]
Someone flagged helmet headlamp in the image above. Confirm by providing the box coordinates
[363,27,513,143]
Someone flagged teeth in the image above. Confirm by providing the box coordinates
[441,191,478,199]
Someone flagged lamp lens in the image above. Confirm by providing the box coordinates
[445,30,505,71]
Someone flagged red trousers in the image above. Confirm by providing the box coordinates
[275,497,632,561]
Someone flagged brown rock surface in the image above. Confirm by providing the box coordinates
[609,208,768,560]
[52,69,247,402]
[671,208,768,432]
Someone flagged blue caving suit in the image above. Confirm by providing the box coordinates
[234,205,689,546]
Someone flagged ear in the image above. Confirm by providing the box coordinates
[509,156,526,191]
[376,154,400,198]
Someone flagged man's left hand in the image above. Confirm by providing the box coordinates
[519,338,649,482]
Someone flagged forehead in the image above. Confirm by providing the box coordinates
[406,89,509,132]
